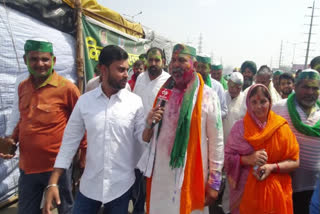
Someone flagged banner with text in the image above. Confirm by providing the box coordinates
[83,16,151,81]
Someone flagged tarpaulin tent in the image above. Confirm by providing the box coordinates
[0,3,77,206]
[63,0,144,38]
[0,0,176,206]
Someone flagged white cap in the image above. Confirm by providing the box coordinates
[229,72,244,85]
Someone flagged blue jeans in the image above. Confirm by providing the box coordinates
[310,181,320,214]
[73,187,132,214]
[18,168,73,214]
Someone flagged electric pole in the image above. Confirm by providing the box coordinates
[198,33,203,54]
[305,0,315,68]
[279,40,283,68]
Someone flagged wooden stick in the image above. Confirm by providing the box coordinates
[75,0,84,94]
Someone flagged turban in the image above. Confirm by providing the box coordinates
[310,56,320,72]
[240,61,257,75]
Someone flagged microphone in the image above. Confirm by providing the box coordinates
[151,87,172,128]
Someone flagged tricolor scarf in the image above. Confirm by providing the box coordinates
[146,72,205,214]
[204,75,212,88]
[287,93,320,137]
[220,77,228,90]
[170,73,198,168]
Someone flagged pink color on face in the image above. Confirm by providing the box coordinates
[170,53,195,87]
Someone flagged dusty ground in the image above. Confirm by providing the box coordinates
[0,200,135,214]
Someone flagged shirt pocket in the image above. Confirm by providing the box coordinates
[111,109,135,129]
[35,104,61,125]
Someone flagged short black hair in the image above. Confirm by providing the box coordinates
[133,60,144,68]
[279,72,294,83]
[146,47,166,61]
[139,53,147,60]
[99,45,128,67]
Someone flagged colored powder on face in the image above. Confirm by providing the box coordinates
[305,80,320,88]
[256,94,261,101]
[147,54,162,66]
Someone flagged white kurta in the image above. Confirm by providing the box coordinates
[221,91,245,213]
[146,85,224,214]
[222,91,245,145]
[133,70,170,115]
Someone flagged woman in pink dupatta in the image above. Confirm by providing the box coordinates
[224,121,254,213]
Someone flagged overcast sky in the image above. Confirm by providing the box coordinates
[97,0,320,70]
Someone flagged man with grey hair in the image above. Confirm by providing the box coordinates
[221,72,246,214]
[272,69,320,214]
[254,65,282,103]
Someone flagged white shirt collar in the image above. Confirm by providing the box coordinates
[95,84,127,101]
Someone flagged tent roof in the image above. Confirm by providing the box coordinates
[63,0,144,38]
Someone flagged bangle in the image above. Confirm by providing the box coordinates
[45,184,58,190]
[275,163,280,173]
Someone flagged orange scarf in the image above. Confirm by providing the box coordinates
[146,73,205,214]
[239,111,299,214]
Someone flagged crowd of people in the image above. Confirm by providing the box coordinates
[0,38,319,214]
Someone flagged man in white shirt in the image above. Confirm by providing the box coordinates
[43,45,147,214]
[133,47,170,115]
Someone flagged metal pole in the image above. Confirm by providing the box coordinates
[279,40,283,68]
[292,43,296,65]
[305,0,315,69]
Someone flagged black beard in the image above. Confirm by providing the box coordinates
[148,66,161,76]
[242,79,253,90]
[107,73,126,90]
[282,89,293,96]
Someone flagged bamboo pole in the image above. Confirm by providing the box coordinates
[75,0,84,93]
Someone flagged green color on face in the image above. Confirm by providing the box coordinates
[27,57,54,77]
[197,62,210,73]
[147,52,162,68]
